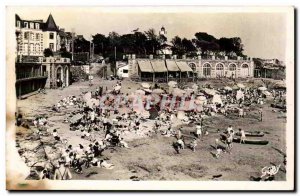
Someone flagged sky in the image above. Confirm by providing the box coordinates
[8,7,292,61]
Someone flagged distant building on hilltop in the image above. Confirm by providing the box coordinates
[156,26,172,56]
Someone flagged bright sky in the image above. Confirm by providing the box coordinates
[9,6,292,61]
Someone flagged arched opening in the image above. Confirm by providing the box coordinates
[216,63,224,77]
[228,63,237,78]
[189,63,197,79]
[64,66,69,87]
[203,63,211,77]
[56,67,63,88]
[240,64,249,77]
[189,63,196,71]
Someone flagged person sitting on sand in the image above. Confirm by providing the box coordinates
[52,129,60,141]
[177,138,185,150]
[227,125,233,134]
[189,138,197,152]
[215,148,222,159]
[119,137,130,149]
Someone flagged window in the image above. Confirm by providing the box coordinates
[49,43,54,50]
[123,69,128,73]
[35,23,39,29]
[24,22,28,28]
[203,63,211,77]
[30,33,34,40]
[30,22,34,29]
[35,44,40,52]
[189,63,196,71]
[16,21,20,28]
[24,43,28,53]
[49,33,54,39]
[24,32,29,39]
[216,64,224,70]
[229,64,236,71]
[30,43,34,52]
[36,33,40,40]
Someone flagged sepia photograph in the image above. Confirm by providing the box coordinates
[5,6,294,191]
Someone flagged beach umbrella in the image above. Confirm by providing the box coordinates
[135,89,145,95]
[172,88,186,97]
[144,89,152,93]
[114,85,121,91]
[141,82,151,89]
[70,113,83,124]
[184,87,194,95]
[152,89,164,94]
[83,92,92,102]
[258,86,267,91]
[203,88,217,95]
[168,81,177,87]
[196,96,207,101]
[237,83,245,89]
[197,92,204,96]
[224,86,232,91]
[274,81,286,89]
[262,91,272,96]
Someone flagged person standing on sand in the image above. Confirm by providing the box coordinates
[53,160,72,180]
[190,138,197,152]
[239,128,246,144]
[259,108,263,122]
[195,124,202,138]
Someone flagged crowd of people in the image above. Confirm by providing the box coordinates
[16,78,286,181]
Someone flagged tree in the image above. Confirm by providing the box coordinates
[181,38,196,54]
[44,48,53,57]
[108,31,121,50]
[92,34,108,55]
[73,36,90,53]
[193,32,219,55]
[144,28,160,54]
[59,46,72,59]
[171,36,184,55]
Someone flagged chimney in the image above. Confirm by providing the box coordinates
[173,55,177,59]
[149,54,153,59]
[132,54,136,59]
[162,55,165,59]
[197,55,201,60]
[182,55,186,59]
[212,55,215,60]
[225,56,228,60]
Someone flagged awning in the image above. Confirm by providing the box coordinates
[137,60,154,73]
[176,61,193,72]
[150,60,168,72]
[165,60,180,72]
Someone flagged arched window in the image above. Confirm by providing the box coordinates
[242,64,249,68]
[241,64,250,77]
[229,64,236,71]
[203,63,211,77]
[216,64,224,70]
[189,63,196,71]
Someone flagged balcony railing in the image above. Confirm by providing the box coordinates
[16,71,48,80]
